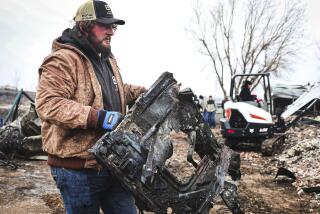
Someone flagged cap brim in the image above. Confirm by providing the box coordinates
[96,18,125,25]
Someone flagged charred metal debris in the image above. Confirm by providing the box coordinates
[90,72,243,214]
[0,103,43,169]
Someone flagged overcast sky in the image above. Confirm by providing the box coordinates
[0,0,319,99]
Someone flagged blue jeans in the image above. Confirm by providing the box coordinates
[50,167,136,214]
[205,111,216,128]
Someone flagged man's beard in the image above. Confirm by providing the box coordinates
[87,33,111,56]
[97,42,111,56]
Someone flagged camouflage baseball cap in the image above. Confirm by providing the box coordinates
[74,0,125,25]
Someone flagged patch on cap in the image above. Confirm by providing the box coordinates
[104,3,113,16]
[74,0,97,21]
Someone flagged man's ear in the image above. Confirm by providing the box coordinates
[79,22,89,36]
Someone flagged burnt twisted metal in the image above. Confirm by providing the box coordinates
[90,72,243,214]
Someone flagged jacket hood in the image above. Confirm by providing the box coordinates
[52,28,110,59]
[52,28,98,57]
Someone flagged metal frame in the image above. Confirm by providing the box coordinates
[229,73,273,114]
[3,89,34,125]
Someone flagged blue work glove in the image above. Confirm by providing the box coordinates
[97,110,122,131]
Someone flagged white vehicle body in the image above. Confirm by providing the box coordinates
[224,101,273,124]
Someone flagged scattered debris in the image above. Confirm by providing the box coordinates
[274,120,320,197]
[0,159,18,170]
[302,186,320,194]
[0,104,45,169]
[0,81,319,212]
[274,167,296,181]
[272,83,308,114]
[298,117,320,126]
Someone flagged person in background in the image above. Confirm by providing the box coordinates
[198,95,206,116]
[239,80,256,101]
[35,1,146,213]
[205,95,217,128]
[221,96,230,111]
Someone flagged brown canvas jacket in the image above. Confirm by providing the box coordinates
[35,39,145,164]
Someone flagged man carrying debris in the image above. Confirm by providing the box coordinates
[35,0,145,213]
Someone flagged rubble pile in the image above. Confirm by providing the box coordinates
[0,104,44,166]
[277,118,320,191]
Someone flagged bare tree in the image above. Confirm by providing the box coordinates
[187,0,304,97]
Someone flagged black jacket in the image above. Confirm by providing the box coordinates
[239,86,256,101]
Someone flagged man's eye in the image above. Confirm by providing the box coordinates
[112,24,118,30]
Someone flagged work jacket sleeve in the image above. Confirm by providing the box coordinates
[35,52,91,129]
[123,84,147,105]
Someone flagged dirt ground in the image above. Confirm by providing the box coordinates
[232,152,317,214]
[0,160,63,214]
[0,128,319,214]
